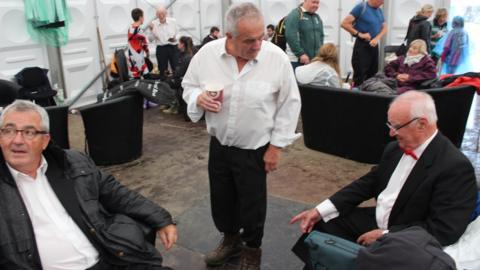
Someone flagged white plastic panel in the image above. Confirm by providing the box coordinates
[96,0,136,58]
[200,0,223,43]
[387,0,435,45]
[262,0,298,26]
[62,0,103,106]
[0,0,49,79]
[171,0,201,44]
[317,0,340,44]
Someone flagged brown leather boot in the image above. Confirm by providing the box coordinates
[237,246,262,270]
[204,233,242,266]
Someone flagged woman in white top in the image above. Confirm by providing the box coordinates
[295,43,341,88]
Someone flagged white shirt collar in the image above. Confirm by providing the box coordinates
[7,155,48,180]
[412,129,438,159]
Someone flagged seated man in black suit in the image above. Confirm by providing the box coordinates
[291,91,477,268]
[0,100,177,269]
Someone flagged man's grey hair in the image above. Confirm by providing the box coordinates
[391,91,438,123]
[0,100,50,132]
[225,2,263,37]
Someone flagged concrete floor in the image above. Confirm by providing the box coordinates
[67,95,480,270]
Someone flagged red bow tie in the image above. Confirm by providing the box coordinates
[401,148,418,160]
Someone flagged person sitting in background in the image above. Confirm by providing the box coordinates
[385,39,436,94]
[405,4,434,53]
[430,8,448,64]
[440,16,470,75]
[163,36,195,116]
[295,43,341,88]
[201,26,220,47]
[264,24,275,41]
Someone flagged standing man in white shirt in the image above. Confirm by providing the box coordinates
[182,3,301,269]
[0,100,177,269]
[290,91,477,270]
[149,5,179,77]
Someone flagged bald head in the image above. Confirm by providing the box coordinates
[388,91,438,150]
[391,91,438,124]
[156,6,167,22]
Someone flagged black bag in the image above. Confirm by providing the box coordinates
[110,49,129,82]
[395,42,408,56]
[14,67,57,107]
[357,226,456,270]
[100,79,175,106]
[272,16,287,51]
[271,7,302,51]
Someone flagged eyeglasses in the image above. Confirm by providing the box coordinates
[0,127,48,140]
[386,117,419,133]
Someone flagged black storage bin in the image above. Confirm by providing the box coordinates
[79,93,143,165]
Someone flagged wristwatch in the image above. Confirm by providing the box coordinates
[353,31,359,37]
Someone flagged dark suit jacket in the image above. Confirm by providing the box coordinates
[329,132,478,246]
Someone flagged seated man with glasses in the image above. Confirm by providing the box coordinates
[0,100,176,269]
[290,91,477,269]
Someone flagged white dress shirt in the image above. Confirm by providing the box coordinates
[149,17,178,46]
[182,38,302,149]
[316,130,438,229]
[8,157,99,270]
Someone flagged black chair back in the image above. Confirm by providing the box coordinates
[299,85,475,164]
[79,93,143,165]
[45,105,70,149]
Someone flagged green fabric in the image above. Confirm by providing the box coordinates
[24,0,70,47]
[285,8,324,59]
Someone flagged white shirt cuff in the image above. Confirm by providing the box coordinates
[315,199,339,222]
[186,90,204,122]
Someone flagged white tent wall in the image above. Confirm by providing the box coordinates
[199,0,224,43]
[0,0,50,79]
[60,0,106,107]
[0,0,452,107]
[171,0,202,44]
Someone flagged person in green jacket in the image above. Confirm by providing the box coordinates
[285,0,324,70]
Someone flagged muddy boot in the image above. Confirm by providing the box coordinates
[204,233,242,266]
[237,246,261,270]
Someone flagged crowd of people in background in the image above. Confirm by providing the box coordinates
[126,0,473,102]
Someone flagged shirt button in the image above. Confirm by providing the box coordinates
[27,253,33,260]
[90,228,96,234]
[117,251,124,257]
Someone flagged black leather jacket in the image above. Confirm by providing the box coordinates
[0,143,174,269]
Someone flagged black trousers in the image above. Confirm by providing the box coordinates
[155,45,179,77]
[292,207,378,270]
[208,137,268,248]
[352,38,379,87]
